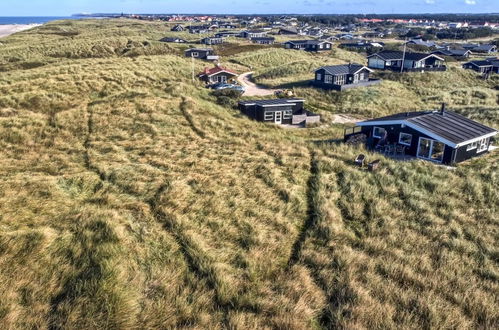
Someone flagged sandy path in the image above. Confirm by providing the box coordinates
[0,24,40,39]
[332,114,361,124]
[237,72,277,96]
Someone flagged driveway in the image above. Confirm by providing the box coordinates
[237,72,277,96]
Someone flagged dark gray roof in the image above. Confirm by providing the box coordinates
[317,64,369,75]
[286,39,327,45]
[433,49,470,56]
[251,37,275,40]
[239,98,304,107]
[465,60,493,67]
[360,110,497,145]
[472,44,497,51]
[369,50,442,61]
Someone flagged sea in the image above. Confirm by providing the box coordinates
[0,17,80,25]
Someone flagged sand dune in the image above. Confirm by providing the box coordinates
[0,24,40,38]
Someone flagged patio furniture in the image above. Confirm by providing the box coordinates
[368,159,381,171]
[354,154,366,167]
[395,144,406,155]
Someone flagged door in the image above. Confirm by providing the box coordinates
[417,137,444,162]
[274,111,282,124]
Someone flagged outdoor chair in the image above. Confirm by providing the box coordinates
[354,154,365,167]
[368,159,381,172]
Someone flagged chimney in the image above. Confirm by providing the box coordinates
[440,103,446,115]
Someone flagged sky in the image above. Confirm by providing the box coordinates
[0,0,498,16]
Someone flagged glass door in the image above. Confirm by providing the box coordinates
[274,111,282,124]
[417,138,445,162]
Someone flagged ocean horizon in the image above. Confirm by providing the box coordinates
[0,17,77,25]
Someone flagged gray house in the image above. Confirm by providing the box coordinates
[238,99,320,126]
[284,40,333,52]
[313,64,381,91]
[344,105,497,164]
[367,51,446,72]
[251,37,275,44]
[185,48,219,61]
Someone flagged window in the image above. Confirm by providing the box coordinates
[324,75,333,84]
[399,133,412,146]
[316,73,322,81]
[334,75,346,85]
[326,43,331,49]
[417,138,444,162]
[466,141,477,151]
[264,111,273,121]
[359,72,366,80]
[477,137,489,153]
[191,52,199,57]
[373,127,386,139]
[283,110,292,119]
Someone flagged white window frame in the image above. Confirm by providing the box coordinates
[324,74,333,84]
[283,110,292,119]
[398,132,412,146]
[466,141,478,151]
[316,73,322,81]
[334,75,346,85]
[191,52,199,57]
[416,137,445,163]
[264,111,273,121]
[477,137,489,153]
[373,126,386,139]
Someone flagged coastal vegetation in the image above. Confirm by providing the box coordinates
[0,18,498,329]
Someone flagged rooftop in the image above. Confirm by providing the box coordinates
[317,63,371,75]
[239,98,305,107]
[359,109,497,146]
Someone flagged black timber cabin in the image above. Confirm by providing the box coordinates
[284,40,333,52]
[462,59,499,74]
[344,104,497,165]
[185,48,219,61]
[367,50,446,72]
[238,99,320,126]
[313,64,381,91]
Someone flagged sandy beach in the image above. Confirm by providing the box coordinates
[0,24,40,38]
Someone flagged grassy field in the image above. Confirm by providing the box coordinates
[0,18,498,329]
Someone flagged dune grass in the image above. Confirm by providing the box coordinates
[0,18,498,329]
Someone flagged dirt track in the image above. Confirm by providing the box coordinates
[237,72,277,96]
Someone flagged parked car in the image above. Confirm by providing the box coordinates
[210,83,245,92]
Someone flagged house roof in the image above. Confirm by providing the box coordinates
[433,49,471,56]
[239,98,305,107]
[407,39,437,47]
[464,60,493,67]
[368,50,444,62]
[317,63,372,75]
[199,66,238,77]
[286,39,329,46]
[358,110,497,147]
[473,44,497,51]
[251,37,275,40]
[186,48,213,52]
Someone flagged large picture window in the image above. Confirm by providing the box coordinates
[417,138,444,162]
[477,137,489,153]
[264,111,273,121]
[399,132,412,146]
[373,127,386,139]
[334,75,346,85]
[324,75,333,84]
